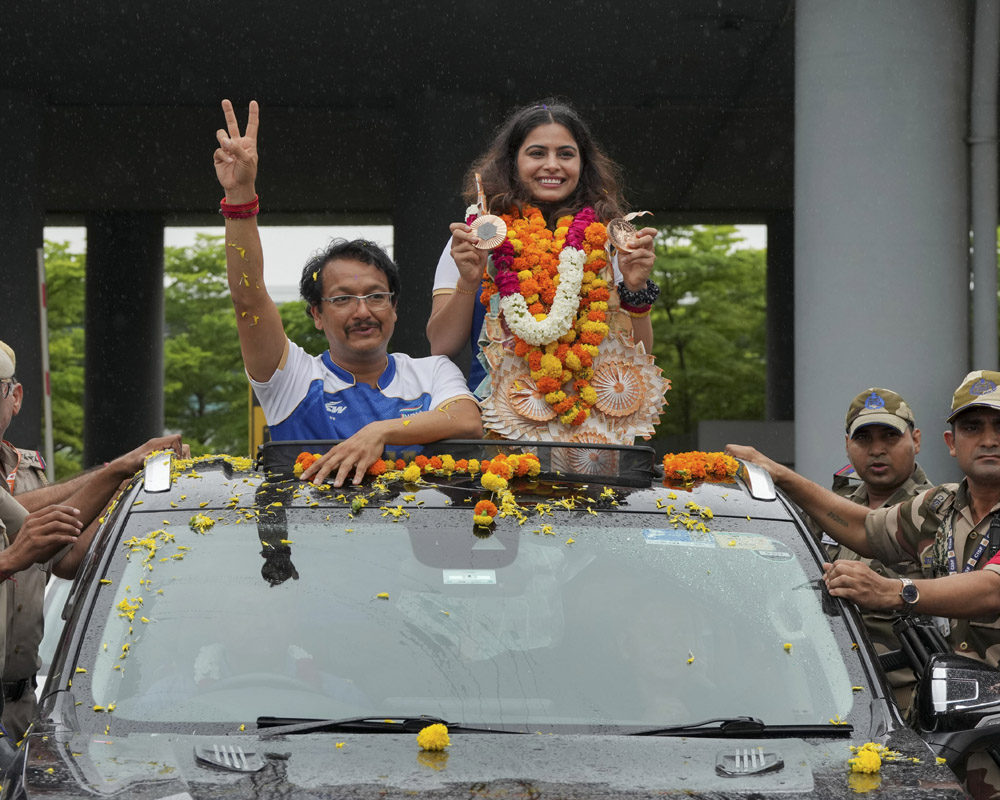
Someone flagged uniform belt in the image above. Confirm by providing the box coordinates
[2,677,33,702]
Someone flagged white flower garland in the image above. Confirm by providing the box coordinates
[499,247,586,345]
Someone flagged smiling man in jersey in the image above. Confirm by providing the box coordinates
[214,100,482,488]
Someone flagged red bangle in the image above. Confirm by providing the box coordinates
[619,299,652,316]
[220,195,260,220]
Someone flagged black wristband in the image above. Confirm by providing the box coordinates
[617,279,660,307]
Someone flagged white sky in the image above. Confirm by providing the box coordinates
[45,224,766,300]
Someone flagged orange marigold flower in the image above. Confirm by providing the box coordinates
[455,459,469,471]
[579,331,603,346]
[536,376,562,393]
[395,459,406,470]
[528,351,543,371]
[514,339,534,358]
[553,397,576,414]
[588,288,610,302]
[367,459,388,476]
[584,222,607,247]
[587,310,606,322]
[414,455,429,469]
[428,456,443,470]
[295,452,318,470]
[474,500,498,517]
[528,302,545,315]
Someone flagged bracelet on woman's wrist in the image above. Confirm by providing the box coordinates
[220,194,260,220]
[454,285,477,296]
[617,279,660,308]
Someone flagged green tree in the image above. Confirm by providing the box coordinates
[45,241,87,478]
[649,226,767,444]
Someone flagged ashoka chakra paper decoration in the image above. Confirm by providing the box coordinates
[508,377,557,422]
[592,362,644,417]
[551,432,619,476]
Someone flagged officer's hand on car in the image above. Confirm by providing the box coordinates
[823,560,899,610]
[107,434,190,479]
[5,505,84,571]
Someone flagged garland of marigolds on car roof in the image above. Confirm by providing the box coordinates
[662,451,739,484]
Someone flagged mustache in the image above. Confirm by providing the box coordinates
[346,321,381,334]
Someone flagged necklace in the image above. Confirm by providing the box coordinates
[477,204,610,425]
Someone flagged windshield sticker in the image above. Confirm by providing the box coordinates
[641,528,716,548]
[443,569,497,585]
[713,532,773,551]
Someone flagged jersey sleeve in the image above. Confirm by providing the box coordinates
[428,356,478,408]
[432,240,460,295]
[247,340,315,426]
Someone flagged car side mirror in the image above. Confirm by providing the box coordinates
[916,653,1000,732]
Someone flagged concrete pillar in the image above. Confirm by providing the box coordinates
[83,212,164,466]
[0,91,45,448]
[765,212,794,421]
[393,92,500,363]
[796,0,969,484]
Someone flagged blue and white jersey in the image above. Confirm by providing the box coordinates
[250,341,475,442]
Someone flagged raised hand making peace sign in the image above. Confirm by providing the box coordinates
[214,99,259,203]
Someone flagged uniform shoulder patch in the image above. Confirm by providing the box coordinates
[18,448,46,471]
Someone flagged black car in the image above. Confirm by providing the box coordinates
[7,440,995,798]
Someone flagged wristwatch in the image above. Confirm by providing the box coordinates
[899,577,920,613]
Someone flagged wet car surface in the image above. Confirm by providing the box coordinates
[8,441,972,798]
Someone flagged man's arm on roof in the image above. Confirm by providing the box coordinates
[725,443,874,556]
[300,397,482,489]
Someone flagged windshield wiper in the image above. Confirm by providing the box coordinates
[257,714,523,738]
[630,716,854,738]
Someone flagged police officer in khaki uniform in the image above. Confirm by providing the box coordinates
[805,388,932,710]
[728,371,1000,800]
[0,340,189,740]
[0,490,90,748]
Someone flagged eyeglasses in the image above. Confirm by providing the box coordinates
[0,380,15,400]
[320,292,395,311]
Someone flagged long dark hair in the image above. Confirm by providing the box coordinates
[463,99,626,223]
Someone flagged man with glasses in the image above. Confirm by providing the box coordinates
[214,100,482,488]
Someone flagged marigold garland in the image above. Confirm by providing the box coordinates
[477,204,610,425]
[662,451,739,483]
[294,451,541,526]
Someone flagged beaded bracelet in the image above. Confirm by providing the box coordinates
[454,286,477,296]
[220,195,260,220]
[617,278,660,307]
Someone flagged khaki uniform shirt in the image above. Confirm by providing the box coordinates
[0,441,51,683]
[867,480,1000,665]
[0,493,29,679]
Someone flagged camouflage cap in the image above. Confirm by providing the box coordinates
[947,370,1000,422]
[0,341,14,380]
[845,388,915,437]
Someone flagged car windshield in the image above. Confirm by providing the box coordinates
[78,495,860,733]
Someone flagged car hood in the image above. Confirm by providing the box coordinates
[17,729,966,799]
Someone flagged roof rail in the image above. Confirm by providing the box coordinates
[259,439,657,488]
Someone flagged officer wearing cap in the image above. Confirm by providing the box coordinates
[804,388,932,709]
[0,343,47,497]
[0,340,189,740]
[727,371,1000,654]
